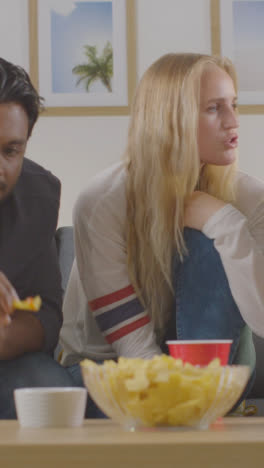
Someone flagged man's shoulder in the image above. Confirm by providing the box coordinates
[17,157,61,201]
[11,158,61,240]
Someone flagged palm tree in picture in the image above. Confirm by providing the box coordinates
[72,41,113,92]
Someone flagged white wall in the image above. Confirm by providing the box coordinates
[0,0,263,226]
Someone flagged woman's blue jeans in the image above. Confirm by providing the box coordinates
[69,228,256,418]
[167,228,256,407]
[172,228,246,347]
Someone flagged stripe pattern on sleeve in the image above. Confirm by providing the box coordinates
[89,285,150,344]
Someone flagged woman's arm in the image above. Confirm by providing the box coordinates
[73,187,162,359]
[185,174,264,338]
[184,191,226,230]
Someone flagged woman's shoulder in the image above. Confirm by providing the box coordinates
[236,170,264,190]
[235,170,264,214]
[73,161,127,225]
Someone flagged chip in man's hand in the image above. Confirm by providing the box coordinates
[13,295,42,312]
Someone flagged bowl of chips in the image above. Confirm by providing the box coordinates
[80,355,250,430]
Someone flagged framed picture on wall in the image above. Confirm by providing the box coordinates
[28,0,136,116]
[211,0,264,114]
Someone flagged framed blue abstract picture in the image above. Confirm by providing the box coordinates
[211,0,264,113]
[28,0,136,115]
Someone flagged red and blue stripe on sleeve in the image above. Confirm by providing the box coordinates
[89,285,150,344]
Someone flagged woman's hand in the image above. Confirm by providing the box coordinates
[184,191,226,231]
[0,272,17,326]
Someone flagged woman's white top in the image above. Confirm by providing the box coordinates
[60,162,264,366]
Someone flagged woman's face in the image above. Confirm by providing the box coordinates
[198,64,239,166]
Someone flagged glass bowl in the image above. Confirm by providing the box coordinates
[80,355,250,430]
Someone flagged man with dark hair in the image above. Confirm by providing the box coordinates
[0,58,75,419]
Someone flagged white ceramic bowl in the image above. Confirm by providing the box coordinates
[14,387,87,428]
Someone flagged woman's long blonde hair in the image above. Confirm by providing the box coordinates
[125,53,238,338]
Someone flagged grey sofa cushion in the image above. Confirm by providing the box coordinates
[247,333,264,399]
[54,226,74,360]
[55,226,75,298]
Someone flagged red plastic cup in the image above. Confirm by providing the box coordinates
[166,340,232,366]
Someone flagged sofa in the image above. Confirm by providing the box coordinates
[245,333,264,415]
[55,226,264,415]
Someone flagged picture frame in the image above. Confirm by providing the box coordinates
[211,0,264,114]
[28,0,136,116]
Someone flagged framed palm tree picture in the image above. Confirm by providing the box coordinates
[28,0,136,116]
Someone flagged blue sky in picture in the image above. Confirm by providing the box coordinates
[51,1,113,93]
[233,1,264,91]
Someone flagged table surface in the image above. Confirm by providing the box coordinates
[1,417,264,468]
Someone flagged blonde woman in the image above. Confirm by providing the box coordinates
[60,53,264,417]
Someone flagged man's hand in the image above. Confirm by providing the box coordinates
[0,272,17,326]
[184,191,226,231]
[0,272,45,359]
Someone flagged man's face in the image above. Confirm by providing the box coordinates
[0,102,28,202]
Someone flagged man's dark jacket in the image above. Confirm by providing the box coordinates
[0,157,62,354]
